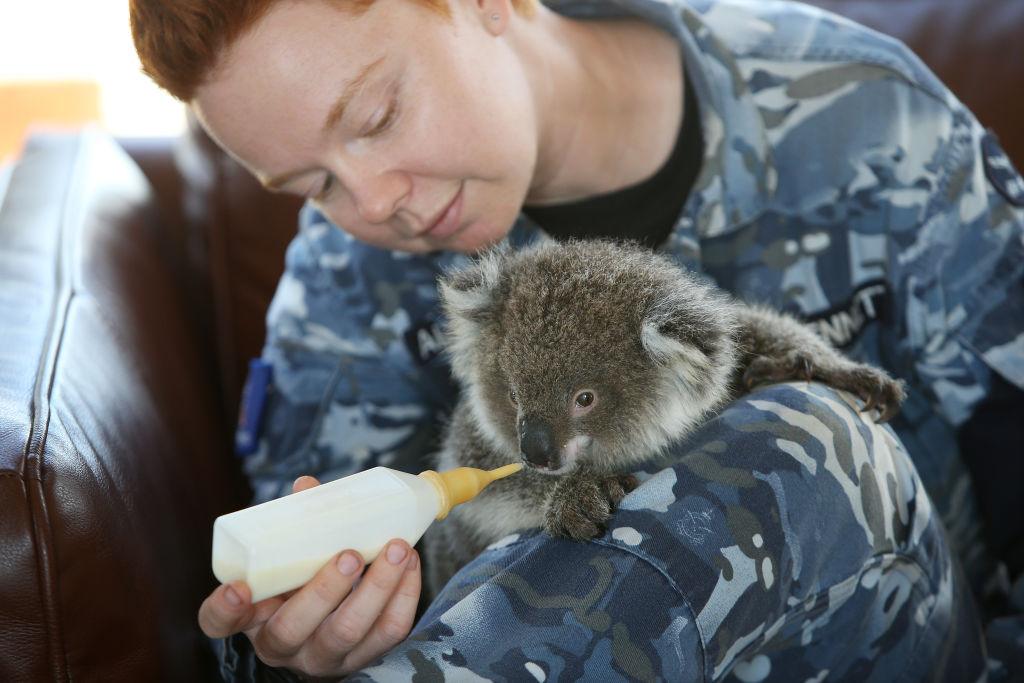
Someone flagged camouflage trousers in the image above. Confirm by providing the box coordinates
[217,382,987,682]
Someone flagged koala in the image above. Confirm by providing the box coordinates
[421,238,904,601]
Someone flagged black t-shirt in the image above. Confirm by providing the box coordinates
[522,71,703,249]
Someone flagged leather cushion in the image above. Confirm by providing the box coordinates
[0,130,248,680]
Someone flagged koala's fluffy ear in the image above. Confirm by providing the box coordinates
[640,289,732,386]
[438,243,508,325]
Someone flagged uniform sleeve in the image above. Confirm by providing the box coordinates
[210,205,463,681]
[901,110,1024,427]
[241,203,462,503]
[897,101,1024,573]
[347,383,986,682]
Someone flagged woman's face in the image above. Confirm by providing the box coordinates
[193,0,539,253]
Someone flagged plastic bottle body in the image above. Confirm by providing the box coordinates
[212,467,441,602]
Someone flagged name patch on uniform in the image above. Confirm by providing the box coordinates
[804,280,889,348]
[982,130,1024,208]
[405,318,446,366]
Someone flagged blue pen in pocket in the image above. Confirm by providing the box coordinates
[236,358,273,457]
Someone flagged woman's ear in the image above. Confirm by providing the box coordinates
[478,0,512,35]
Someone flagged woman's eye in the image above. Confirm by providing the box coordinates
[365,99,398,137]
[315,173,335,201]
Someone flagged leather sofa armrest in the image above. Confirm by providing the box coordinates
[0,128,249,680]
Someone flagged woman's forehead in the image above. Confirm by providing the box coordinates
[224,1,383,78]
[209,0,460,101]
[195,2,393,138]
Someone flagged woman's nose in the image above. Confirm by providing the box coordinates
[345,167,410,225]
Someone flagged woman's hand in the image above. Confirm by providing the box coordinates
[198,475,421,678]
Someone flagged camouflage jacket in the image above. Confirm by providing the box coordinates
[217,0,1024,680]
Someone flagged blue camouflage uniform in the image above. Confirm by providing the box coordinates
[216,0,1024,679]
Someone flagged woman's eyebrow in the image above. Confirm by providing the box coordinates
[321,55,386,134]
[262,56,387,192]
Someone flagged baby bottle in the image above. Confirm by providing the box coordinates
[211,463,522,602]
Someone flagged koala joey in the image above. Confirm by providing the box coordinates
[421,238,905,600]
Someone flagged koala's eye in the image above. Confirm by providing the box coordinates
[509,388,518,405]
[571,390,597,417]
[574,391,595,408]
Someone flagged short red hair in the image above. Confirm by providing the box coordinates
[130,0,537,102]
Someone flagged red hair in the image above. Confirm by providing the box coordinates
[130,0,537,102]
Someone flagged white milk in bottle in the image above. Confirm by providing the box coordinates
[212,464,522,602]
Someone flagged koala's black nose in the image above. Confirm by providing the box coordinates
[519,417,556,469]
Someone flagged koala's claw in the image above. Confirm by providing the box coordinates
[743,351,905,422]
[828,364,905,423]
[544,472,638,541]
[864,375,906,423]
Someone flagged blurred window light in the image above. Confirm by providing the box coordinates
[1,1,186,161]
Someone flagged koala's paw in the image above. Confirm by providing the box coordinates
[743,349,815,388]
[831,363,906,423]
[544,473,638,541]
[744,350,906,422]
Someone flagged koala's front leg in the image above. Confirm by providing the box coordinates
[734,304,906,421]
[544,466,639,541]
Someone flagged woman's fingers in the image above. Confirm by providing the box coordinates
[198,581,259,638]
[293,475,320,493]
[252,550,366,659]
[335,549,422,672]
[200,475,323,640]
[311,540,416,664]
[243,595,288,638]
[216,476,419,677]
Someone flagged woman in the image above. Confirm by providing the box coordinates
[131,0,1021,679]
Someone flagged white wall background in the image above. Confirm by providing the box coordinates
[0,0,187,137]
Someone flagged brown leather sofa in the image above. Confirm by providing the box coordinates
[1,1,1021,680]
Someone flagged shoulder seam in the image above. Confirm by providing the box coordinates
[589,537,710,680]
[738,41,956,116]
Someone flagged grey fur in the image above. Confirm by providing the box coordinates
[422,239,905,601]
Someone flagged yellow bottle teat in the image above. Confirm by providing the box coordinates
[418,463,523,520]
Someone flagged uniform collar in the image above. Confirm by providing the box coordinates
[529,0,776,246]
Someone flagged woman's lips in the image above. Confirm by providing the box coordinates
[423,184,464,239]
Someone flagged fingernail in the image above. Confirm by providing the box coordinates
[408,553,419,570]
[338,552,360,576]
[386,542,408,565]
[225,585,242,607]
